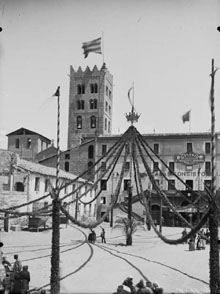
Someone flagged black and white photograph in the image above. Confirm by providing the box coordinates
[0,1,220,293]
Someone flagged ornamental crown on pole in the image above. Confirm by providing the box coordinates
[126,108,140,124]
[126,84,140,124]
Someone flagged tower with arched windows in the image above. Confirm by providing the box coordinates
[67,63,113,148]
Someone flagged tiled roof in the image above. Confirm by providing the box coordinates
[17,158,86,182]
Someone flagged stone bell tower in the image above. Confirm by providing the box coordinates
[67,63,113,149]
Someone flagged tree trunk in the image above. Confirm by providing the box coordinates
[209,201,220,294]
[50,197,60,294]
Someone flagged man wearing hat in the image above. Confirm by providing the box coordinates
[123,276,136,294]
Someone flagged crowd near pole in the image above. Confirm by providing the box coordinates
[51,86,61,294]
[208,59,220,294]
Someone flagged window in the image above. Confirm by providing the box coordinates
[205,161,211,175]
[90,83,98,94]
[108,121,111,133]
[77,116,82,129]
[204,180,212,191]
[187,143,193,153]
[100,179,107,190]
[109,90,112,100]
[168,162,175,173]
[125,162,130,170]
[106,86,108,96]
[15,138,20,149]
[105,101,108,112]
[102,144,107,155]
[26,138,32,149]
[77,84,85,94]
[153,143,159,154]
[153,162,159,172]
[88,145,94,159]
[77,84,81,94]
[185,180,193,190]
[77,100,84,110]
[90,116,96,128]
[90,84,94,93]
[168,180,175,190]
[186,165,193,171]
[44,202,48,209]
[101,162,106,171]
[64,184,68,194]
[90,99,97,109]
[65,154,70,159]
[125,143,130,154]
[101,197,106,204]
[205,142,211,154]
[124,179,131,191]
[64,161,69,172]
[87,161,93,174]
[35,177,40,191]
[109,105,111,114]
[105,118,107,130]
[45,179,49,192]
[15,182,24,192]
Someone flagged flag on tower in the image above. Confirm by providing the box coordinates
[82,37,102,58]
[182,110,190,123]
[53,86,60,97]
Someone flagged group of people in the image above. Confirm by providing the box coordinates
[182,228,208,251]
[113,276,163,294]
[88,227,106,244]
[1,252,30,294]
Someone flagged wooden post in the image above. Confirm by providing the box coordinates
[209,59,220,294]
[51,86,61,294]
[127,183,132,246]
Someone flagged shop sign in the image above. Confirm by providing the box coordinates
[175,152,205,166]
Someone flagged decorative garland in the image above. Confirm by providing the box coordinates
[133,137,210,244]
[137,130,212,202]
[135,134,212,231]
[58,129,132,228]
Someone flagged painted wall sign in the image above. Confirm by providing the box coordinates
[175,152,205,165]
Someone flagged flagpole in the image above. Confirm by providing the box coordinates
[51,86,61,294]
[208,58,220,294]
[102,31,105,64]
[132,81,134,111]
[189,110,191,133]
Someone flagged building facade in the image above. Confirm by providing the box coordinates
[0,150,96,230]
[7,127,52,162]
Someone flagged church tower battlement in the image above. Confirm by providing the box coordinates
[67,63,113,149]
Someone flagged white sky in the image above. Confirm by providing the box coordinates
[1,0,220,150]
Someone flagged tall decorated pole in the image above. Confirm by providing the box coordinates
[126,84,140,245]
[209,59,220,294]
[51,86,61,294]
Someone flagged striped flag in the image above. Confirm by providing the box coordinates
[82,37,102,58]
[53,86,60,97]
[182,110,190,123]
